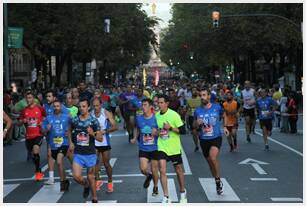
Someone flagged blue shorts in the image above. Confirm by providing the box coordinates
[73,154,97,168]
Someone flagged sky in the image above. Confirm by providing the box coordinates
[142,3,172,28]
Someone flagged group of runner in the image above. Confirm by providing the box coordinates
[3,79,300,203]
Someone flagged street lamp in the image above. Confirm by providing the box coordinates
[104,17,110,33]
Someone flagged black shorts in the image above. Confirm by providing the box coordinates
[139,150,159,160]
[95,146,112,153]
[51,146,69,160]
[200,137,222,158]
[188,116,195,130]
[158,151,183,166]
[260,119,273,131]
[26,136,43,151]
[243,108,256,119]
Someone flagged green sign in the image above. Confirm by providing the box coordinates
[8,27,23,48]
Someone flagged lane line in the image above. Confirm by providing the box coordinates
[110,158,117,168]
[271,197,303,202]
[87,200,118,203]
[147,178,178,203]
[251,163,267,175]
[28,182,64,203]
[199,178,240,202]
[181,146,192,175]
[3,184,20,198]
[250,178,278,181]
[255,130,303,157]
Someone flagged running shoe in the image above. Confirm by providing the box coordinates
[83,185,90,199]
[107,182,114,193]
[143,174,153,188]
[35,172,44,181]
[92,199,98,203]
[162,196,171,203]
[230,144,234,152]
[96,180,103,191]
[216,180,223,195]
[152,186,158,196]
[246,136,251,143]
[64,180,70,191]
[194,146,199,152]
[179,189,188,203]
[265,145,269,151]
[44,178,55,185]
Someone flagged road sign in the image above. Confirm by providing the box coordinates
[239,158,268,175]
[8,27,23,48]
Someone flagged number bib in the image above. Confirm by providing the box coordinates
[143,134,154,145]
[53,136,64,148]
[159,129,169,140]
[76,132,90,146]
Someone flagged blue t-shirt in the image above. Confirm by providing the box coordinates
[136,114,158,152]
[42,114,71,150]
[44,103,70,116]
[194,103,223,140]
[256,97,275,120]
[71,115,101,155]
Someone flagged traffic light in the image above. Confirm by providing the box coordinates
[212,11,220,28]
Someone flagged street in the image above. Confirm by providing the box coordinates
[3,120,303,203]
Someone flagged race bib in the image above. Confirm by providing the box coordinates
[143,133,154,145]
[28,118,38,127]
[160,129,169,140]
[53,136,64,147]
[261,110,269,118]
[201,118,214,136]
[136,109,143,116]
[76,132,90,146]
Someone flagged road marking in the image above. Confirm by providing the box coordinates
[147,178,178,203]
[28,182,64,202]
[199,178,240,201]
[31,164,49,179]
[271,197,303,202]
[87,200,118,203]
[4,184,19,198]
[181,146,192,175]
[110,158,117,168]
[251,163,267,175]
[4,177,123,183]
[255,130,303,157]
[250,178,278,181]
[110,131,128,137]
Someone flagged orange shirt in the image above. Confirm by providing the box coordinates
[223,100,238,126]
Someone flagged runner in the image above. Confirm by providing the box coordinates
[70,98,102,203]
[193,88,224,195]
[42,100,72,191]
[65,92,79,118]
[241,81,256,143]
[223,91,239,152]
[130,98,159,196]
[131,87,146,140]
[256,88,276,150]
[91,98,118,192]
[186,87,201,152]
[44,90,69,185]
[20,91,46,181]
[156,94,187,203]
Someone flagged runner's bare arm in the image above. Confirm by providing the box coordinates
[105,110,118,133]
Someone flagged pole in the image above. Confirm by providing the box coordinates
[4,3,10,89]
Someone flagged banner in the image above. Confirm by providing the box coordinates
[8,27,24,48]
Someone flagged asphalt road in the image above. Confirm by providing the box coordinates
[3,119,303,203]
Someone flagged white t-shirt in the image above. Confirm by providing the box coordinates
[242,88,256,109]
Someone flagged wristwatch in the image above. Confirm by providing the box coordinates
[169,127,173,131]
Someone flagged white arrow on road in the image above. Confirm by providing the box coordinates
[239,158,269,175]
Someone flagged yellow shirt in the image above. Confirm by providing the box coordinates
[187,97,201,116]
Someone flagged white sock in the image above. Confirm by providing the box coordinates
[49,171,54,179]
[180,190,186,198]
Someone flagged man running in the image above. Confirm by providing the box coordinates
[20,91,46,181]
[193,88,224,195]
[44,90,70,185]
[156,94,187,203]
[186,87,201,151]
[223,91,239,152]
[131,98,159,196]
[70,98,102,203]
[42,100,72,191]
[241,81,256,143]
[91,98,117,192]
[256,88,276,150]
